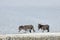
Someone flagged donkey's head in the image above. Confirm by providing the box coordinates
[38,24,42,30]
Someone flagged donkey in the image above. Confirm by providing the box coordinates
[18,25,35,33]
[38,24,49,32]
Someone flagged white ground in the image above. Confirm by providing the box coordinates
[0,33,60,38]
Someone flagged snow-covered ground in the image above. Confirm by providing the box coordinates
[0,33,60,37]
[0,33,60,40]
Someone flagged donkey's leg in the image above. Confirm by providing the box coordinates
[18,29,21,32]
[29,29,31,33]
[18,30,20,32]
[47,29,49,32]
[42,30,44,32]
[42,29,44,32]
[47,27,49,32]
[32,28,35,32]
[25,30,27,33]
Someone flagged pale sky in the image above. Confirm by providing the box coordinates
[0,0,60,34]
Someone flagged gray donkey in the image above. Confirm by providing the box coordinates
[18,25,35,33]
[38,24,49,32]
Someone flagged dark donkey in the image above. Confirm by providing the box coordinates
[38,24,49,32]
[18,25,35,33]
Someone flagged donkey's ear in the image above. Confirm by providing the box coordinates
[38,24,41,26]
[38,24,40,25]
